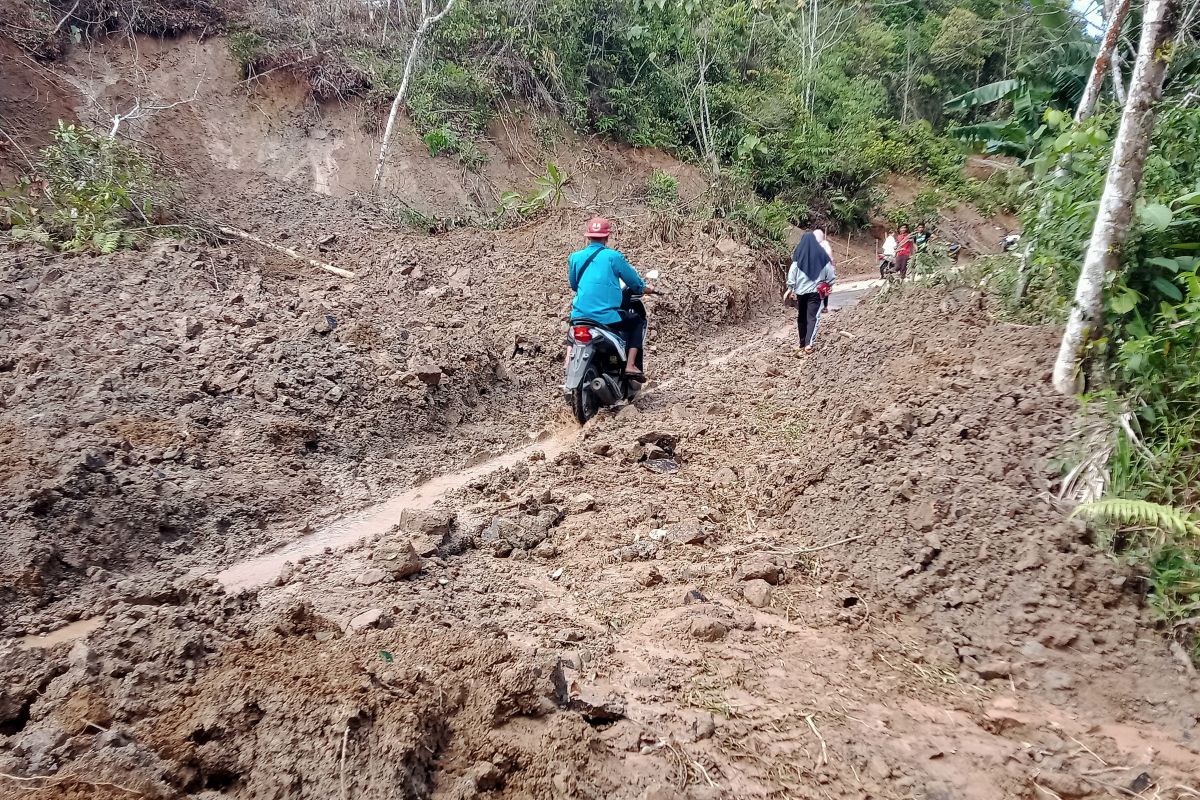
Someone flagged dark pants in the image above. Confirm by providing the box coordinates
[614,311,645,351]
[796,292,821,347]
[896,252,911,278]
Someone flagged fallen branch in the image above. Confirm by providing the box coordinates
[790,534,866,554]
[0,771,144,796]
[50,0,82,35]
[218,226,355,279]
[339,726,350,800]
[803,714,829,766]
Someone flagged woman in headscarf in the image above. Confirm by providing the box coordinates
[783,230,836,353]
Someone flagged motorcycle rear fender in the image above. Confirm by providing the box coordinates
[564,329,626,390]
[565,343,594,390]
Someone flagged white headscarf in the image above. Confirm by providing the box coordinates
[813,228,833,259]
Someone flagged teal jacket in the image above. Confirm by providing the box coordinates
[568,242,645,325]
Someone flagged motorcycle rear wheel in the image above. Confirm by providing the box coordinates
[571,365,600,425]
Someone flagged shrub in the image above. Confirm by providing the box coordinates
[2,122,171,253]
[647,169,679,210]
[228,30,267,78]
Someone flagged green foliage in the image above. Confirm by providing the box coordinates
[1,122,169,253]
[497,162,571,220]
[423,127,457,157]
[228,29,267,77]
[944,1,1094,157]
[1017,98,1200,631]
[402,0,999,225]
[1075,499,1200,540]
[647,169,679,210]
[399,59,500,171]
[929,9,994,73]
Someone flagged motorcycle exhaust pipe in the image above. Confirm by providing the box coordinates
[590,376,617,405]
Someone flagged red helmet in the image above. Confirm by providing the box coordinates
[584,217,612,238]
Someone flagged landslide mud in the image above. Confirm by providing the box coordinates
[3,287,1198,800]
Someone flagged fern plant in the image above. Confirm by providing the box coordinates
[1074,498,1200,539]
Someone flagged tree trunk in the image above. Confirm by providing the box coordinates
[1077,0,1133,122]
[372,0,457,190]
[1051,0,1180,395]
[1111,53,1128,105]
[1014,0,1132,305]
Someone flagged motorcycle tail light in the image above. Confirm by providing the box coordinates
[571,326,593,343]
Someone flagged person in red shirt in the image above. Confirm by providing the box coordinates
[895,223,915,279]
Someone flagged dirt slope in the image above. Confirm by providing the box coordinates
[3,286,1197,800]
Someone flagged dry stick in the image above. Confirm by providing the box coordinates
[791,534,866,554]
[1067,734,1108,766]
[50,0,82,34]
[0,772,143,796]
[0,124,34,171]
[217,226,355,279]
[339,726,350,800]
[373,0,458,188]
[803,714,829,766]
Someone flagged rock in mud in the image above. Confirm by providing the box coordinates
[347,608,388,632]
[376,541,424,579]
[975,660,1013,680]
[742,579,773,608]
[354,568,388,586]
[611,540,659,562]
[668,519,708,545]
[739,556,784,585]
[531,539,559,559]
[907,499,942,532]
[689,617,729,642]
[617,404,641,419]
[398,509,452,555]
[1042,670,1076,691]
[691,713,717,741]
[1034,771,1091,798]
[447,761,505,800]
[568,493,596,514]
[637,566,665,587]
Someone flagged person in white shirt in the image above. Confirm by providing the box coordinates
[879,230,897,278]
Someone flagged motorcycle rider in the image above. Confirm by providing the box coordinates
[569,217,648,378]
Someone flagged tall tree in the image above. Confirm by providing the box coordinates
[1077,0,1134,119]
[1014,0,1133,303]
[373,0,458,189]
[1052,0,1182,395]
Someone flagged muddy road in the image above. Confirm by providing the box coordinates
[3,278,1199,800]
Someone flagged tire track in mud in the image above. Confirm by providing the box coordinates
[209,282,873,595]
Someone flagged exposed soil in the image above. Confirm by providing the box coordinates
[3,30,1199,800]
[4,287,1199,800]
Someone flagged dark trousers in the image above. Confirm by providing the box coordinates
[796,292,821,347]
[614,311,645,351]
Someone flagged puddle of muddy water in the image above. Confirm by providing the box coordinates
[216,431,573,593]
[18,617,104,649]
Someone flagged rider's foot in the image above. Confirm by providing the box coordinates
[804,346,814,354]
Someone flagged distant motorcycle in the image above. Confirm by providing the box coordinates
[563,270,660,424]
[1001,233,1022,253]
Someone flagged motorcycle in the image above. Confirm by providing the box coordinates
[1001,232,1021,253]
[563,270,659,424]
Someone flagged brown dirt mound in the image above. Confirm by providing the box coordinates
[0,208,773,625]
